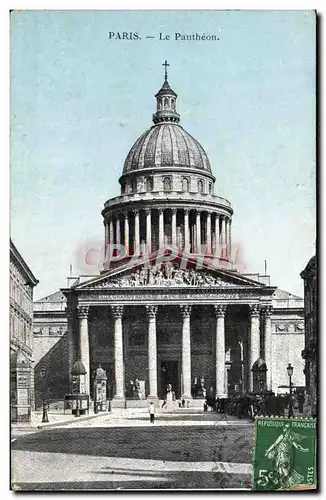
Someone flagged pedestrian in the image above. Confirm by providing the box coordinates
[161,399,167,409]
[149,402,155,423]
[287,394,295,419]
[297,391,305,414]
[181,398,185,408]
[203,400,208,412]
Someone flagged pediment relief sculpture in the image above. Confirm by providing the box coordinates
[91,263,234,289]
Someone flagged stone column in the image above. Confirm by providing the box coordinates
[220,216,225,247]
[184,209,190,253]
[171,208,177,248]
[159,208,164,249]
[249,304,261,392]
[263,305,273,391]
[109,219,114,245]
[134,210,140,253]
[116,216,121,245]
[111,305,124,399]
[228,218,232,259]
[180,305,192,399]
[124,211,129,256]
[77,306,90,395]
[104,220,108,247]
[214,305,227,397]
[146,305,158,399]
[145,208,152,255]
[206,212,212,255]
[196,211,201,253]
[225,217,229,256]
[214,215,220,255]
[65,307,75,377]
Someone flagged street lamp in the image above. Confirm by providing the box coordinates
[40,368,49,423]
[287,363,294,418]
[108,384,112,412]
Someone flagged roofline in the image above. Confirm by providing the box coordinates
[10,239,39,286]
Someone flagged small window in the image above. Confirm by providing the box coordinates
[146,176,153,192]
[164,97,169,109]
[131,179,137,193]
[163,177,172,191]
[208,182,213,194]
[198,179,204,193]
[182,177,190,192]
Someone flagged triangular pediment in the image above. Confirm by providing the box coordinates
[74,252,270,290]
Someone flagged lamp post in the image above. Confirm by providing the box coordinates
[40,368,49,423]
[287,363,294,418]
[108,384,112,412]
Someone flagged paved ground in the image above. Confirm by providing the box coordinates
[11,408,254,490]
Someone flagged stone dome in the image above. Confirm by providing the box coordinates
[122,123,212,174]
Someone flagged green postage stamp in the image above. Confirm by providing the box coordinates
[253,417,317,491]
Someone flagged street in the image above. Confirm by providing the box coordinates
[11,409,254,490]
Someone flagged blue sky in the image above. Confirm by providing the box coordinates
[10,10,316,299]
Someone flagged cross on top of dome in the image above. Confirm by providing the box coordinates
[163,60,169,81]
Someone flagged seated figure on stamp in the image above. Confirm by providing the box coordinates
[166,383,173,402]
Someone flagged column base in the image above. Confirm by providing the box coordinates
[111,397,126,409]
[147,395,159,402]
[216,393,227,399]
[181,394,192,400]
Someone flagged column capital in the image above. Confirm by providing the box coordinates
[123,210,129,219]
[158,207,164,214]
[196,209,202,216]
[111,305,124,318]
[184,207,190,215]
[77,306,89,319]
[171,208,177,215]
[262,305,273,317]
[146,305,158,318]
[144,208,151,216]
[180,305,192,318]
[134,209,139,216]
[214,304,227,317]
[249,304,261,317]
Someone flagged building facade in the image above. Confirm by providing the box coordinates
[300,255,317,406]
[62,69,305,403]
[33,291,68,408]
[10,239,38,422]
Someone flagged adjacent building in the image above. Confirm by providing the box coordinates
[33,291,68,408]
[60,68,305,404]
[10,239,38,422]
[300,255,317,406]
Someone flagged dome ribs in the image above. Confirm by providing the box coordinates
[161,125,173,166]
[168,124,179,166]
[122,124,212,174]
[138,127,156,169]
[173,125,189,166]
[154,124,165,166]
[143,126,160,169]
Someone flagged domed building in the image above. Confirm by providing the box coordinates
[62,65,305,405]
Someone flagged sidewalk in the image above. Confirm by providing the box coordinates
[11,409,103,436]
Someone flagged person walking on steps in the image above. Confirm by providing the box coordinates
[149,402,155,423]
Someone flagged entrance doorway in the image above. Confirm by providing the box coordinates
[159,360,180,399]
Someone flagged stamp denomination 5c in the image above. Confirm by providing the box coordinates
[253,417,317,491]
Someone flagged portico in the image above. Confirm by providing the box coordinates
[64,260,276,403]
